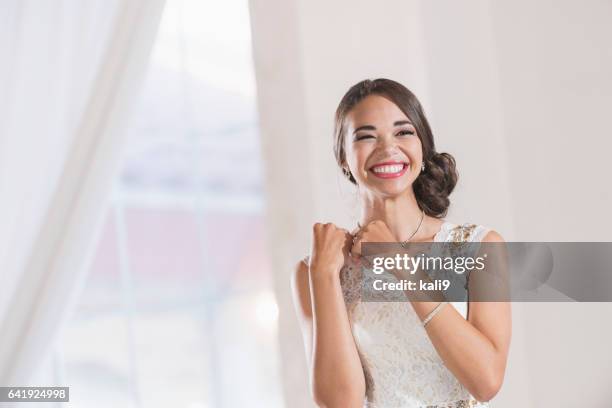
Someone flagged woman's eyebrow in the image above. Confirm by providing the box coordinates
[353,125,376,134]
[394,120,413,126]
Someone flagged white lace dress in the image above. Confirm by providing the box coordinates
[318,221,492,408]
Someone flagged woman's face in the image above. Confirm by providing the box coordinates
[344,95,423,197]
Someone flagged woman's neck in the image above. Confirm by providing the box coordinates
[359,190,426,242]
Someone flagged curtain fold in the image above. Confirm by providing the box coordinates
[0,0,166,387]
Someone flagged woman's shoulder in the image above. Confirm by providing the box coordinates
[440,220,503,243]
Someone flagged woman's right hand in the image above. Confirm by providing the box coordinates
[309,222,353,278]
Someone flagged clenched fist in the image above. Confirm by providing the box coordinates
[309,223,353,278]
[350,220,397,257]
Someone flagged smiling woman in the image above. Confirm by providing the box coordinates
[291,78,511,407]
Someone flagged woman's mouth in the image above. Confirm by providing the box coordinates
[369,161,409,179]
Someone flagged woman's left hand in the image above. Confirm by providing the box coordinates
[350,220,397,257]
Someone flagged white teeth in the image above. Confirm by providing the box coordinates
[372,164,405,174]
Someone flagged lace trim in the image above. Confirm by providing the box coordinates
[423,399,487,408]
[448,223,479,242]
[364,399,487,408]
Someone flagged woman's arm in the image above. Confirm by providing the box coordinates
[409,230,511,402]
[290,224,366,408]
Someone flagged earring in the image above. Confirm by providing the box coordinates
[421,162,425,172]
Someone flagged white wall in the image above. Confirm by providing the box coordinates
[249,0,612,406]
[488,0,612,405]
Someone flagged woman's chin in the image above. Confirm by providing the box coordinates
[366,181,413,198]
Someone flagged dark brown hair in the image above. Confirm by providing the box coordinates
[333,78,458,218]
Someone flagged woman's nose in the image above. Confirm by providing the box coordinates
[378,134,399,151]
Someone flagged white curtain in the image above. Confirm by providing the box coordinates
[0,0,166,386]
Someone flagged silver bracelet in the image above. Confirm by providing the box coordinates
[422,301,448,327]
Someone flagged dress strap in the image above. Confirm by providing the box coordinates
[446,223,491,243]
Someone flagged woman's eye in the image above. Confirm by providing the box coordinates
[355,134,375,141]
[397,130,415,137]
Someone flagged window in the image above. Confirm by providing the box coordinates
[60,1,283,407]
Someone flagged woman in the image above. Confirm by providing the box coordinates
[291,78,511,407]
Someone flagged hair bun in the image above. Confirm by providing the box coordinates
[414,152,458,217]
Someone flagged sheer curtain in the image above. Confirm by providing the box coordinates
[0,0,165,387]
